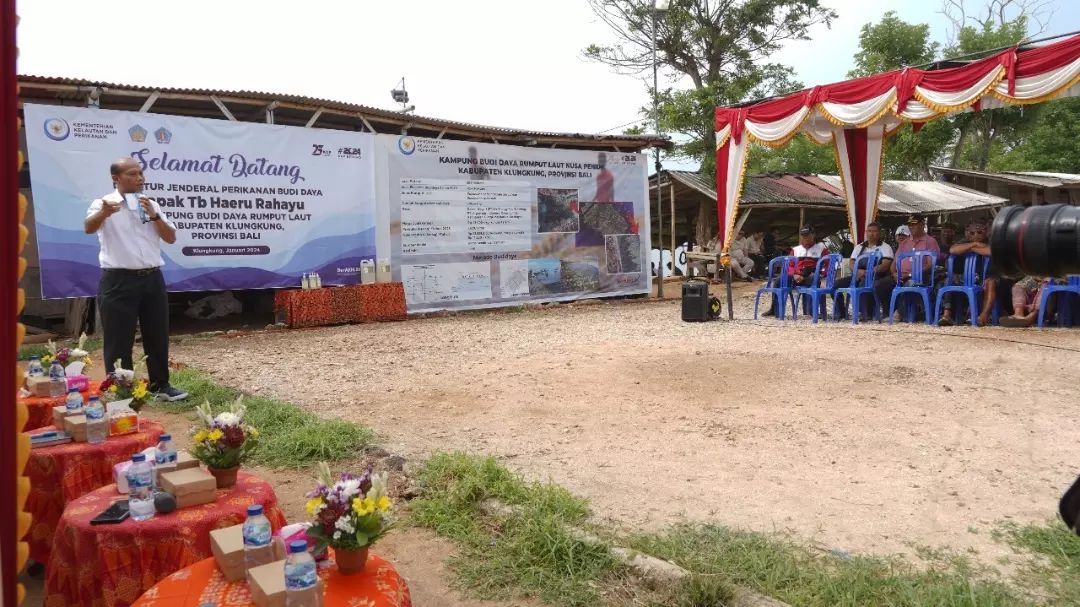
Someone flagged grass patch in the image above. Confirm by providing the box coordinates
[411,452,619,607]
[16,343,49,361]
[994,519,1080,604]
[18,336,103,360]
[166,367,375,468]
[629,523,1023,607]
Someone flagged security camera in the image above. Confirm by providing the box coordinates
[391,89,409,104]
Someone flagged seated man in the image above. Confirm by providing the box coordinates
[747,230,767,276]
[688,234,721,278]
[834,222,893,319]
[763,224,828,316]
[936,220,996,327]
[1000,276,1054,327]
[878,215,940,319]
[728,229,755,281]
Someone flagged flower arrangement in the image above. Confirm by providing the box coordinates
[304,462,393,552]
[41,333,92,370]
[99,358,150,412]
[191,397,259,472]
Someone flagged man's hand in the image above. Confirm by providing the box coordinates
[856,268,866,281]
[138,196,158,220]
[102,200,122,216]
[85,199,122,234]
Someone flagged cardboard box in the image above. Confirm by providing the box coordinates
[159,468,217,508]
[27,376,66,398]
[176,451,199,471]
[63,415,87,443]
[210,525,246,581]
[53,405,82,429]
[248,559,323,607]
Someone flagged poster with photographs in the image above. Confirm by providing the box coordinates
[382,136,649,312]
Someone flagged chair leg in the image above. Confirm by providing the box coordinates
[967,292,978,327]
[933,291,944,326]
[753,292,762,319]
[1037,289,1050,328]
[889,292,898,325]
[921,292,933,325]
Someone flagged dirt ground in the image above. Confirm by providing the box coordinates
[169,281,1080,569]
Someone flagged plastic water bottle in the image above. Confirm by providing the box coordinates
[85,396,109,444]
[243,504,274,581]
[47,360,66,396]
[48,359,65,380]
[284,540,318,604]
[126,453,155,521]
[65,387,84,414]
[27,356,44,377]
[154,433,177,466]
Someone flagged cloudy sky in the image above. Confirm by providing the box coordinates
[17,0,1080,166]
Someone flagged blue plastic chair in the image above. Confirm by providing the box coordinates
[933,253,990,327]
[793,254,842,323]
[889,251,938,325]
[1037,275,1080,328]
[754,256,797,320]
[833,252,883,324]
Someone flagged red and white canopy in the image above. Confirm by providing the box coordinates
[714,33,1080,250]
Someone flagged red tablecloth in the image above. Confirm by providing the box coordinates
[19,381,103,431]
[274,283,407,328]
[45,472,287,607]
[24,420,165,563]
[132,551,411,607]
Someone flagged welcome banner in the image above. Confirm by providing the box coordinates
[24,104,376,298]
[379,135,650,312]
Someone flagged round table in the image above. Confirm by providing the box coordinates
[25,419,165,563]
[18,381,102,431]
[44,472,287,607]
[131,550,412,607]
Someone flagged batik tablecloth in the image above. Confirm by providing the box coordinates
[44,472,287,607]
[19,381,102,431]
[273,283,407,328]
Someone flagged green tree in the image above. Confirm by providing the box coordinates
[585,0,836,177]
[745,135,836,175]
[988,97,1080,172]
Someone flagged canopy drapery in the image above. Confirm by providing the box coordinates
[714,33,1080,251]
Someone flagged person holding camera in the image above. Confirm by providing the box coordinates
[84,158,187,402]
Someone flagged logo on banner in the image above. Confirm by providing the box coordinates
[129,125,148,143]
[311,144,331,156]
[43,118,71,141]
[154,127,172,144]
[397,136,416,156]
[336,146,363,159]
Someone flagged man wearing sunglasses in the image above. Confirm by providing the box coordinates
[936,220,997,327]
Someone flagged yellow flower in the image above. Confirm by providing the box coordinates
[108,385,119,394]
[249,428,259,439]
[132,382,148,400]
[208,429,224,442]
[352,497,375,516]
[376,495,391,512]
[41,355,53,366]
[305,497,324,517]
[83,356,92,368]
[193,430,208,443]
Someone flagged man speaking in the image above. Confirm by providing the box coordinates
[84,158,187,401]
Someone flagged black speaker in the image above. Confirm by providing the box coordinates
[682,280,710,322]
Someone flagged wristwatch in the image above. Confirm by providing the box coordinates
[149,215,160,222]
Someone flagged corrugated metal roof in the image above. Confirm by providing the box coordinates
[931,166,1080,187]
[17,74,669,148]
[662,170,1006,213]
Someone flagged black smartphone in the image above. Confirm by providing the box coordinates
[90,500,130,525]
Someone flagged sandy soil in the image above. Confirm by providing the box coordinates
[171,282,1080,570]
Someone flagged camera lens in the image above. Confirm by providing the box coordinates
[990,204,1080,278]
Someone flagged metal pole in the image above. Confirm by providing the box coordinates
[652,8,664,299]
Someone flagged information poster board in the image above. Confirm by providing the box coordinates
[380,136,650,312]
[23,104,376,298]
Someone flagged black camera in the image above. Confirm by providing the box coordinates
[990,204,1080,278]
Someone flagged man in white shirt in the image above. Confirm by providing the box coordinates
[85,158,187,401]
[728,229,755,281]
[833,222,894,319]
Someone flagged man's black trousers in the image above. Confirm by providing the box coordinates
[97,268,170,390]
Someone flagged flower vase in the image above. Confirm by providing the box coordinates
[208,465,239,489]
[333,547,369,575]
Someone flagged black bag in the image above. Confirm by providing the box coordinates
[708,296,722,319]
[1060,474,1080,533]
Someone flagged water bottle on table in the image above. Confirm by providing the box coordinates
[284,539,320,606]
[47,360,66,396]
[243,504,274,581]
[126,453,155,521]
[65,387,84,414]
[84,396,109,444]
[27,356,44,377]
[154,433,177,465]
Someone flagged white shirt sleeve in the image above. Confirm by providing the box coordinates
[149,199,176,229]
[880,243,895,259]
[87,198,103,217]
[850,244,863,260]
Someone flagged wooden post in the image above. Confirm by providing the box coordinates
[669,182,676,266]
[725,265,734,320]
[799,207,805,229]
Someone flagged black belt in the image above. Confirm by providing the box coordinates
[102,267,161,276]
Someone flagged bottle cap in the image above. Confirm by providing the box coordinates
[69,387,80,393]
[30,355,38,359]
[132,453,146,462]
[289,539,308,554]
[247,504,264,516]
[89,396,100,402]
[160,433,171,441]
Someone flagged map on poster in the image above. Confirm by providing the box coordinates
[382,136,650,312]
